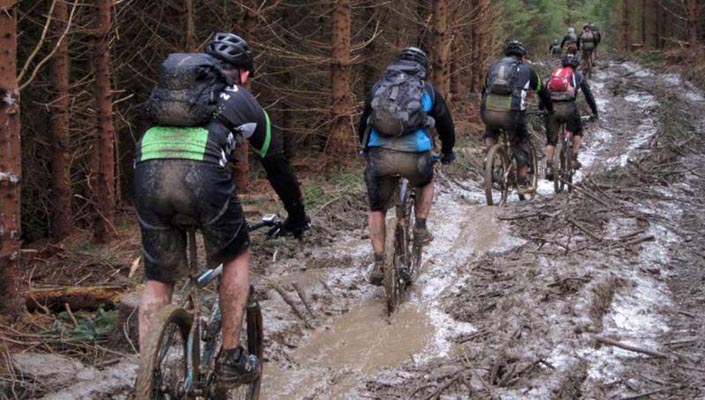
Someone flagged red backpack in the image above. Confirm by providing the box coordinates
[548,67,576,101]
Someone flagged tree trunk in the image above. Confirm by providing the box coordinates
[431,0,450,98]
[623,0,630,51]
[231,1,258,192]
[685,0,699,46]
[327,0,353,157]
[641,0,646,46]
[92,0,116,242]
[184,0,196,51]
[0,3,23,317]
[50,0,72,240]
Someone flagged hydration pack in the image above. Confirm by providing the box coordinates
[564,34,578,53]
[548,67,577,102]
[369,60,429,137]
[487,57,519,96]
[581,30,596,50]
[146,53,230,126]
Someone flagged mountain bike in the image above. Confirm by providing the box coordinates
[553,116,594,193]
[134,214,281,400]
[384,155,440,315]
[484,128,538,206]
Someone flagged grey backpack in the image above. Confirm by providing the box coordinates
[369,60,428,137]
[146,53,230,127]
[487,57,519,96]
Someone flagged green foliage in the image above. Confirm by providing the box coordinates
[496,0,616,56]
[46,306,117,342]
[303,167,364,213]
[642,52,665,64]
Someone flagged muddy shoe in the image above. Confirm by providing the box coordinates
[413,227,433,246]
[216,347,260,387]
[572,153,582,170]
[368,260,384,286]
[516,176,535,195]
[545,162,555,181]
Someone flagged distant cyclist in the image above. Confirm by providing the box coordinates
[587,22,602,61]
[560,27,579,55]
[548,38,562,59]
[544,54,599,180]
[135,33,309,388]
[481,40,552,194]
[358,47,456,286]
[578,24,598,68]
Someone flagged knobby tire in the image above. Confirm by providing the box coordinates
[384,217,401,315]
[135,305,195,400]
[484,144,509,206]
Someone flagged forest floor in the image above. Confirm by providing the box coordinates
[3,58,705,400]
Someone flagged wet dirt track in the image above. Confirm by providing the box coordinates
[16,60,705,399]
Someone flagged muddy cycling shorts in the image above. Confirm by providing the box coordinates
[482,110,531,167]
[546,101,583,146]
[364,148,434,212]
[133,160,250,283]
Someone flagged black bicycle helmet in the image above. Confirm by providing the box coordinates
[205,32,254,75]
[561,54,580,68]
[505,40,527,57]
[398,47,429,69]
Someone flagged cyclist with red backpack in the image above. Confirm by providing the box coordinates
[544,54,599,180]
[358,47,456,286]
[481,40,552,194]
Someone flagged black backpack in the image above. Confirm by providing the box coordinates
[487,57,519,96]
[146,53,230,127]
[369,60,428,137]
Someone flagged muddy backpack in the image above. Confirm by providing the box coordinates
[564,34,578,53]
[487,57,519,96]
[146,53,230,127]
[548,67,577,102]
[369,60,429,137]
[581,29,596,50]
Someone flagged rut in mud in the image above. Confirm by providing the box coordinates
[10,60,705,400]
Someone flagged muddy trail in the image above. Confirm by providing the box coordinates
[8,60,705,400]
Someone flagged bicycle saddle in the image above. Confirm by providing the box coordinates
[172,214,198,230]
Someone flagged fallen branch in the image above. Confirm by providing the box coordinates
[292,282,317,320]
[568,218,603,242]
[593,335,669,358]
[269,282,313,329]
[26,285,137,312]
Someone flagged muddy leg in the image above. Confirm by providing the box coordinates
[546,145,555,162]
[571,134,582,155]
[368,211,386,255]
[220,250,251,350]
[139,281,174,351]
[415,179,434,222]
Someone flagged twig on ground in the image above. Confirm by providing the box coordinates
[292,282,317,320]
[593,335,669,358]
[269,282,313,329]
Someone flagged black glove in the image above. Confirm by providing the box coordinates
[278,213,311,239]
[440,151,456,165]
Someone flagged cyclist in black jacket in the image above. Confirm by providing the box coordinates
[481,40,552,194]
[135,33,308,387]
[357,47,455,286]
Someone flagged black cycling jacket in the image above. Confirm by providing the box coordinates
[547,68,598,115]
[481,57,553,113]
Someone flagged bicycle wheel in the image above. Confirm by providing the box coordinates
[484,144,509,206]
[561,137,574,193]
[554,125,565,193]
[135,305,196,400]
[384,217,404,315]
[211,288,263,400]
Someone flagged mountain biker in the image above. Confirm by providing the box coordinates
[587,22,602,61]
[357,47,456,286]
[544,54,598,180]
[548,38,562,59]
[481,40,552,194]
[578,24,598,68]
[135,32,309,387]
[560,27,579,55]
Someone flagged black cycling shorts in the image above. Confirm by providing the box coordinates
[364,148,434,212]
[482,110,531,167]
[133,160,250,283]
[546,102,583,146]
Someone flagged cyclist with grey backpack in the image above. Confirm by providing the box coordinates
[358,47,456,286]
[481,40,552,194]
